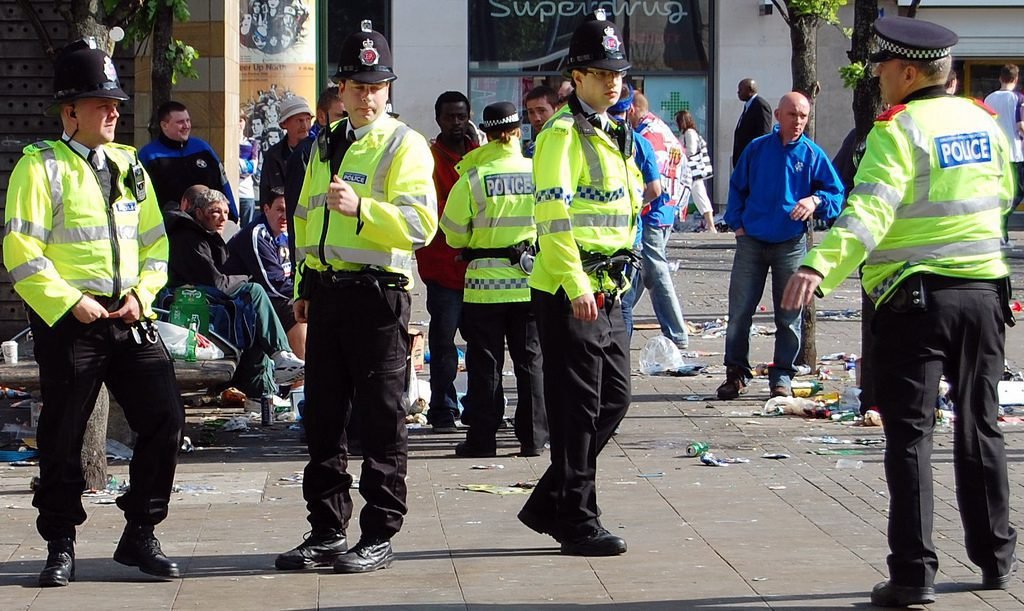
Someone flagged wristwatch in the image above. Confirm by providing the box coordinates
[810,194,821,207]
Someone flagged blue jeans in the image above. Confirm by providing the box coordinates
[424,281,463,425]
[724,233,806,388]
[239,197,256,226]
[620,263,641,338]
[631,224,688,347]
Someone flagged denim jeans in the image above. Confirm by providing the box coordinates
[620,263,641,338]
[632,224,688,347]
[724,233,806,388]
[424,281,463,425]
[239,197,256,227]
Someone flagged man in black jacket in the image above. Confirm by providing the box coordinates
[164,188,304,397]
[732,78,773,168]
[259,96,313,205]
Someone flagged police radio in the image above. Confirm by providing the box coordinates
[130,162,147,203]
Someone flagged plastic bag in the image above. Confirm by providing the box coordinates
[155,320,225,361]
[639,336,684,375]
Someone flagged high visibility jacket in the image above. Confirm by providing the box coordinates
[441,138,535,303]
[804,93,1013,304]
[3,140,169,326]
[293,116,437,296]
[529,104,642,299]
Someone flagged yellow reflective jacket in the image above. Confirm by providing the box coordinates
[293,116,437,296]
[441,138,536,303]
[3,140,168,326]
[529,104,642,299]
[804,93,1013,304]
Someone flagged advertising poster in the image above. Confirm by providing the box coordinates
[239,0,317,162]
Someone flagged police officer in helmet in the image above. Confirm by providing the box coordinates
[276,21,437,574]
[517,10,641,557]
[4,38,184,587]
[783,17,1018,607]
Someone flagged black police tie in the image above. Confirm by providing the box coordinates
[88,150,112,205]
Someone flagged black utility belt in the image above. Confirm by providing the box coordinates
[886,274,1001,313]
[579,249,638,275]
[310,269,409,291]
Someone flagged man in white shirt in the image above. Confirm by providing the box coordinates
[983,64,1024,213]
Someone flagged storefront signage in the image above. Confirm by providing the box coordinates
[487,0,689,24]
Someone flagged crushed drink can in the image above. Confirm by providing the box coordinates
[686,441,709,457]
[261,395,273,426]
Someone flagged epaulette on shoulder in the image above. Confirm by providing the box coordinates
[875,105,907,122]
[24,140,53,155]
[548,115,573,134]
[970,97,998,116]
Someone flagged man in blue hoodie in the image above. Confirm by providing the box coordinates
[718,92,843,400]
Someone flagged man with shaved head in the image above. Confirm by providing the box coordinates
[717,92,843,401]
[732,78,773,167]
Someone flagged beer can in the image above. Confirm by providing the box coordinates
[261,395,273,426]
[686,441,709,457]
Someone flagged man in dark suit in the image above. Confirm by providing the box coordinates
[732,78,773,167]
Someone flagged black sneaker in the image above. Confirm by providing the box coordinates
[275,529,348,570]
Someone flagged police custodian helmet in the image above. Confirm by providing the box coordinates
[564,8,630,76]
[333,20,396,84]
[47,38,129,116]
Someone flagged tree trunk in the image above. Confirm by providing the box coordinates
[80,386,109,491]
[65,0,112,52]
[851,0,882,410]
[788,7,819,367]
[149,1,176,140]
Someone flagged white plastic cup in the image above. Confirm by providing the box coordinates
[2,341,18,364]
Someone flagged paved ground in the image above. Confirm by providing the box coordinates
[2,231,1024,609]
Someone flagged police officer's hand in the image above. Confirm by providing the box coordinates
[72,295,109,324]
[790,196,817,222]
[571,293,599,322]
[781,266,824,310]
[108,292,141,324]
[327,175,360,217]
[294,299,309,324]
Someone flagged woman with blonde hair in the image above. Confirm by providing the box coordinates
[676,110,716,232]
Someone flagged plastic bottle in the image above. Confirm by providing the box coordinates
[835,458,864,469]
[184,321,198,362]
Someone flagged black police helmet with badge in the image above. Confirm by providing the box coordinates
[868,16,958,64]
[333,20,396,84]
[564,8,630,77]
[479,101,521,134]
[48,38,129,116]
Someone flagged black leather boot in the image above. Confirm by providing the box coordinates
[332,537,395,573]
[113,523,180,578]
[39,537,75,587]
[275,528,348,570]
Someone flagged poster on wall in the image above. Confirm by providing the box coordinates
[240,0,317,163]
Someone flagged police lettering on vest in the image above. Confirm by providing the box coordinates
[484,173,534,197]
[936,131,992,169]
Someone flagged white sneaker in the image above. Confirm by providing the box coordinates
[272,350,305,385]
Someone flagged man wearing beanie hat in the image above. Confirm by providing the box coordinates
[4,38,184,586]
[440,101,548,460]
[783,16,1017,606]
[259,95,313,210]
[277,20,437,575]
[517,9,641,557]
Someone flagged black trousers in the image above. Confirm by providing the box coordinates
[460,301,547,451]
[302,281,410,539]
[30,311,184,541]
[874,276,1016,586]
[521,288,630,539]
